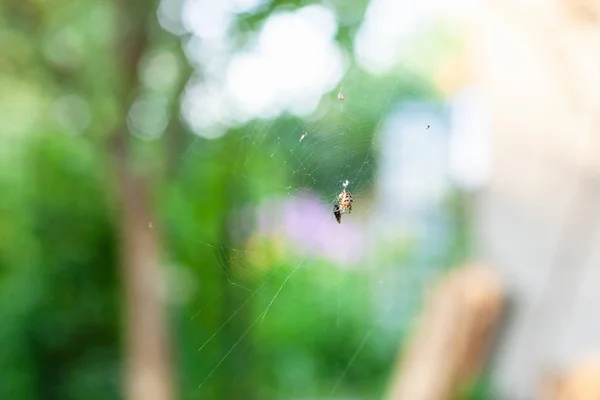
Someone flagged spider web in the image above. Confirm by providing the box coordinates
[160,8,465,400]
[166,78,448,400]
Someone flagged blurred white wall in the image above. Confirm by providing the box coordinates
[470,0,600,398]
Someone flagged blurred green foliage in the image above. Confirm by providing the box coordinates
[0,133,120,399]
[0,0,474,399]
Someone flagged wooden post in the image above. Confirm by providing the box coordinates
[386,263,504,400]
[539,359,600,400]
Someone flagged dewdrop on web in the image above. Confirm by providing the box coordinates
[337,91,344,101]
[299,132,307,142]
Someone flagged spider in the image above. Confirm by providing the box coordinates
[333,180,353,224]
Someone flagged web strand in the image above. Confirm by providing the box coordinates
[192,77,400,391]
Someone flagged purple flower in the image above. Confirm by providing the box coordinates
[256,193,365,266]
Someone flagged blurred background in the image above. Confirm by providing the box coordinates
[2,0,600,399]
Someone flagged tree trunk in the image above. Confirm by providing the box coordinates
[118,169,173,400]
[111,1,174,399]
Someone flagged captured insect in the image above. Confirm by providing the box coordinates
[334,180,353,224]
[333,204,342,224]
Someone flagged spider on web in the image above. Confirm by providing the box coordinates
[333,180,353,223]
